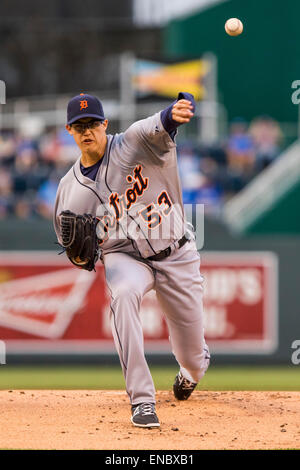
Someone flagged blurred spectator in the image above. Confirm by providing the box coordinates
[14,198,33,219]
[0,132,16,166]
[178,142,223,215]
[40,128,79,164]
[226,117,255,174]
[191,178,223,216]
[37,175,59,219]
[39,129,62,164]
[249,115,283,170]
[0,168,13,219]
[0,126,72,221]
[177,142,204,196]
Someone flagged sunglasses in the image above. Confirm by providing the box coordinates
[71,120,103,133]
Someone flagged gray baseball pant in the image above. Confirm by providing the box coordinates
[103,241,210,406]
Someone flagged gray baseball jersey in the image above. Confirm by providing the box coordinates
[54,108,210,407]
[54,112,187,258]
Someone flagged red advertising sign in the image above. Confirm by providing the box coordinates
[0,251,278,355]
[200,252,278,353]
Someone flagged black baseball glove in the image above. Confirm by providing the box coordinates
[59,210,99,271]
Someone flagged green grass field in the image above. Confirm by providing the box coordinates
[0,365,299,391]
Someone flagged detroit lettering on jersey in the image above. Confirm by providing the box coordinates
[95,163,175,245]
[96,164,150,245]
[109,165,148,218]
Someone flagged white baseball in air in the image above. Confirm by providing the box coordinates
[225,18,243,36]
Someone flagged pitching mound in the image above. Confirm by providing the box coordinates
[0,390,299,450]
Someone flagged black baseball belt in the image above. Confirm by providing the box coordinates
[146,234,190,262]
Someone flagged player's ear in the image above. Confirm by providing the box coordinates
[65,124,73,135]
[102,119,108,131]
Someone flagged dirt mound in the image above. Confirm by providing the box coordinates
[0,390,299,450]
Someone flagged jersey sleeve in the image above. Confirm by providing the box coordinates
[122,92,195,159]
[123,111,176,156]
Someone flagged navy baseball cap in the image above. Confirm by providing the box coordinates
[67,93,105,125]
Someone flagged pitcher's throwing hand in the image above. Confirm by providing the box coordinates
[172,99,194,123]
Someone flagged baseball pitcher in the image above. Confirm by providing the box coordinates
[53,92,210,428]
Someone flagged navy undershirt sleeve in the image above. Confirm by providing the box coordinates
[160,92,195,141]
[80,158,103,181]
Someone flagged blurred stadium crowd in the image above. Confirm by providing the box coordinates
[0,114,282,220]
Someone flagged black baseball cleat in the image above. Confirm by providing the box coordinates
[173,371,198,400]
[131,403,160,428]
